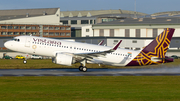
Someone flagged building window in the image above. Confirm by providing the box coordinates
[90,20,93,24]
[60,33,65,36]
[81,20,88,24]
[43,32,48,36]
[102,19,107,22]
[8,32,13,35]
[14,32,20,35]
[55,27,59,30]
[125,29,130,37]
[55,33,59,36]
[99,29,104,36]
[49,27,54,30]
[14,26,19,29]
[32,32,37,35]
[110,29,114,37]
[132,40,137,43]
[86,29,89,32]
[60,27,65,30]
[49,32,54,36]
[114,40,118,43]
[20,26,25,29]
[20,32,25,35]
[71,20,77,24]
[43,27,48,30]
[153,28,158,37]
[1,32,7,35]
[66,33,70,36]
[32,26,36,30]
[8,26,13,29]
[26,32,31,35]
[136,29,140,37]
[26,26,31,29]
[66,27,70,30]
[1,26,6,29]
[61,20,68,24]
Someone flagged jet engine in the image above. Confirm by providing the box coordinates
[52,53,76,66]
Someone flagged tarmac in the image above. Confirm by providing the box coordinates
[1,66,180,76]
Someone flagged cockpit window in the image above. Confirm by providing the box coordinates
[12,38,20,42]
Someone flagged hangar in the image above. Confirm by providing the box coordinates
[0,8,180,57]
[0,8,71,51]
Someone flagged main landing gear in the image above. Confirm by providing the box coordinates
[78,59,87,72]
[79,65,87,72]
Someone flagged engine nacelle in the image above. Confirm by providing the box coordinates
[52,53,75,66]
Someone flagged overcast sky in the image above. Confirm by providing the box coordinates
[0,0,180,14]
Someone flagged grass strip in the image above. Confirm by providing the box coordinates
[0,76,180,101]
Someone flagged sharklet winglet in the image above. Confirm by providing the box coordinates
[112,40,122,50]
[98,40,104,45]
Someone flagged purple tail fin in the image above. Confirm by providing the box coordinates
[127,28,175,66]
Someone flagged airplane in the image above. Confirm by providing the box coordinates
[4,28,175,72]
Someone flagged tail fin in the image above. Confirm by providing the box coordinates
[127,28,175,66]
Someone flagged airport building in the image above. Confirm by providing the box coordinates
[0,8,180,57]
[60,9,146,37]
[80,17,180,51]
[0,8,71,51]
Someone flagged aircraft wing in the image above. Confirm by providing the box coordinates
[74,40,122,59]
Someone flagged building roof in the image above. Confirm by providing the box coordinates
[152,11,180,16]
[0,8,59,21]
[94,17,180,26]
[61,9,147,18]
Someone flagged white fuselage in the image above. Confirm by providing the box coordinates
[5,36,140,66]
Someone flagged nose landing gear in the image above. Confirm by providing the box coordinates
[23,54,29,64]
[79,59,87,72]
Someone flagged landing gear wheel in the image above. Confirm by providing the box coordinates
[79,66,83,71]
[82,67,87,72]
[23,60,27,64]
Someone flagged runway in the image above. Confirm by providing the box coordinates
[1,66,180,76]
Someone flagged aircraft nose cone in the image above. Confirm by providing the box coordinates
[4,41,10,49]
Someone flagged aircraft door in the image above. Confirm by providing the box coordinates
[25,37,31,47]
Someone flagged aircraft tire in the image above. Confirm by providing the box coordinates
[23,60,27,64]
[82,67,87,72]
[79,66,83,71]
